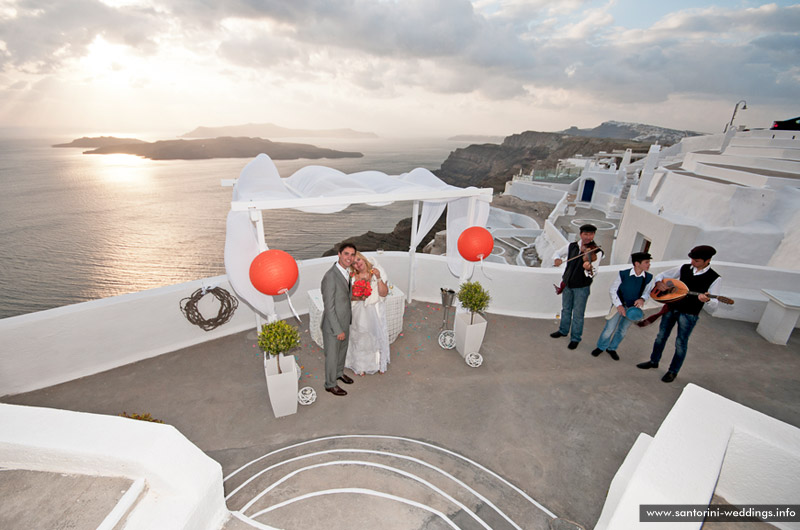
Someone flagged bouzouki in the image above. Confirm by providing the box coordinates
[637,278,734,328]
[650,278,735,305]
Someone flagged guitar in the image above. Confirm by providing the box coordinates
[650,278,735,305]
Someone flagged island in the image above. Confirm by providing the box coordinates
[53,136,363,161]
[53,137,146,148]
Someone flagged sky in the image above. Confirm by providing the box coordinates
[0,0,798,138]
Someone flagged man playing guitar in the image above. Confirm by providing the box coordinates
[636,245,722,383]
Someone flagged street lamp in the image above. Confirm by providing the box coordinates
[724,100,747,132]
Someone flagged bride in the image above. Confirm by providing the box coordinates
[346,252,390,375]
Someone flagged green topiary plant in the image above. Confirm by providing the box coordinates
[457,281,490,324]
[258,319,301,374]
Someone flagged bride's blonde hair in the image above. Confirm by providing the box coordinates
[350,251,374,274]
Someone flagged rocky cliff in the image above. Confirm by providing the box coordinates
[434,131,649,192]
[322,215,448,257]
[558,120,704,144]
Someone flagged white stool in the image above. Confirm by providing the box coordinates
[757,289,800,345]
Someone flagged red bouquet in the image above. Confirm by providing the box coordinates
[352,278,372,298]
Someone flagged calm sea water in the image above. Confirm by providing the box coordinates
[0,136,468,319]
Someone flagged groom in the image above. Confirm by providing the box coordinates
[321,242,357,396]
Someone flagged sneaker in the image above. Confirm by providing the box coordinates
[591,348,603,357]
[550,331,567,338]
[636,361,658,369]
[607,350,620,361]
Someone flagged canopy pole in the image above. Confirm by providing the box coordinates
[250,210,271,331]
[458,196,478,283]
[407,200,420,303]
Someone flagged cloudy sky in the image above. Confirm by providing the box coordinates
[1,0,798,138]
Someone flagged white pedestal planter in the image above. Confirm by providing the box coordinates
[264,353,299,418]
[454,312,486,367]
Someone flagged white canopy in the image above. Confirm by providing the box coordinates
[224,154,492,319]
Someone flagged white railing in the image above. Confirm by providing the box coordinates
[1,254,798,396]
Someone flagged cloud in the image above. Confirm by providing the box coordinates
[0,0,162,73]
[0,0,797,133]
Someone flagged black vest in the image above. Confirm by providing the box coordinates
[670,263,720,316]
[562,242,594,288]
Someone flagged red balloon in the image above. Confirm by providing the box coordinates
[457,226,494,262]
[249,249,299,295]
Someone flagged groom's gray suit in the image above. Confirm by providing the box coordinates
[321,262,352,389]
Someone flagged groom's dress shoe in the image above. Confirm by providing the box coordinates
[338,374,354,385]
[326,386,347,396]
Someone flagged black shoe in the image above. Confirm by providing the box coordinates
[607,350,620,361]
[591,348,603,357]
[567,341,579,350]
[661,371,677,383]
[338,374,354,385]
[550,331,566,338]
[637,361,658,369]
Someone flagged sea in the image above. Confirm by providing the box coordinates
[0,135,471,319]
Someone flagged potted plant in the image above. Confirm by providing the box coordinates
[454,281,490,367]
[259,319,301,418]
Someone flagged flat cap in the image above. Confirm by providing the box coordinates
[688,245,716,260]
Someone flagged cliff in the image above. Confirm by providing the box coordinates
[322,215,448,257]
[558,120,704,144]
[434,131,649,192]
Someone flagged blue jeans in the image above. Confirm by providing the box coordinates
[596,310,634,351]
[558,286,590,342]
[650,308,699,374]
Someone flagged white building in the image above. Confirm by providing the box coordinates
[613,128,800,270]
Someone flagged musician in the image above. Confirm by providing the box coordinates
[592,252,654,360]
[550,224,603,349]
[636,245,721,382]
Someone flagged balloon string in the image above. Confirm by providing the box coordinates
[479,255,492,280]
[283,291,301,322]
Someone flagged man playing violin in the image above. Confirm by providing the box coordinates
[550,224,603,349]
[636,245,722,383]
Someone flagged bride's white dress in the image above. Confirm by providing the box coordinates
[346,266,390,375]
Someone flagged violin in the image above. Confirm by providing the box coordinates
[581,242,601,277]
[553,242,602,294]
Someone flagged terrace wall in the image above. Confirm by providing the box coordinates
[1,255,798,396]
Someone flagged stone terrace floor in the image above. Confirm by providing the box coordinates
[3,301,799,529]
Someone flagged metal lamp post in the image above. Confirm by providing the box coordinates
[724,100,747,132]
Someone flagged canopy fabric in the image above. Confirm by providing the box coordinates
[224,210,276,318]
[224,153,492,319]
[233,154,461,214]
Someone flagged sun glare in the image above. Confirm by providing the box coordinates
[87,152,156,187]
[80,36,133,78]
